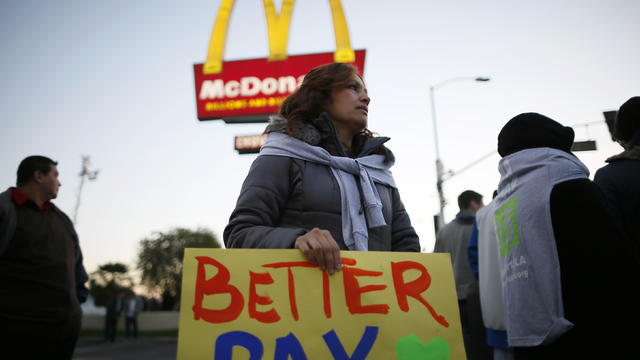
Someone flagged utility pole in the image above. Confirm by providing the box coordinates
[429,76,490,231]
[73,156,99,224]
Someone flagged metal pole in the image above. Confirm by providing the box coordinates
[73,171,86,224]
[430,86,446,229]
[429,76,490,230]
[73,156,98,225]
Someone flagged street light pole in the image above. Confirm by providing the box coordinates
[430,77,490,230]
[429,85,446,229]
[73,156,99,224]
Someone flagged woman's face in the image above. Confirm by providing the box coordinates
[324,72,370,136]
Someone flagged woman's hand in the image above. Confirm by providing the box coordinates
[294,228,342,275]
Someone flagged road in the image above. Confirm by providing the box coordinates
[73,337,177,360]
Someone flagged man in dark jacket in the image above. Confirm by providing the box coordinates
[434,190,490,360]
[0,155,89,359]
[594,96,640,248]
[495,113,639,359]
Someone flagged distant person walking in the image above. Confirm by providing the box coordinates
[105,291,125,343]
[594,96,640,248]
[434,190,491,360]
[0,155,89,360]
[125,292,143,339]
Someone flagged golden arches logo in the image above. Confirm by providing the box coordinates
[203,0,356,74]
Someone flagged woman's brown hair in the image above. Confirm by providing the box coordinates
[279,62,386,158]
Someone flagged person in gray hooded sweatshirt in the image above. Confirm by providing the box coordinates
[494,113,640,359]
[434,190,491,360]
[468,190,513,360]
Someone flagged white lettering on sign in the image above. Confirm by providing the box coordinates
[199,75,305,100]
[199,80,224,99]
[225,80,240,98]
[241,77,261,97]
[278,76,297,93]
[262,77,278,95]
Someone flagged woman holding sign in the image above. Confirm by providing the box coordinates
[224,63,420,273]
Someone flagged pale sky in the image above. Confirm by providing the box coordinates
[1,0,639,276]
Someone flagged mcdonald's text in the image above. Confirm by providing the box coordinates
[199,76,304,99]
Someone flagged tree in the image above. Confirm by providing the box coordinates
[89,262,134,306]
[137,227,220,297]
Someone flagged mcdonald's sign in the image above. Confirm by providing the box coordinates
[194,0,366,123]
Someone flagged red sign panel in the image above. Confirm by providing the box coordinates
[193,50,366,123]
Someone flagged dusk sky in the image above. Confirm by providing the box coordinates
[1,0,638,277]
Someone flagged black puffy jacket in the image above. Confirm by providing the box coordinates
[223,114,420,252]
[594,135,640,247]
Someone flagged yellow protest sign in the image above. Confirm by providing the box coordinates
[177,249,465,359]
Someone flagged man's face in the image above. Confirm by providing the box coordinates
[38,164,61,200]
[469,199,484,215]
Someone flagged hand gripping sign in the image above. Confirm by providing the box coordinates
[193,0,366,123]
[177,249,466,359]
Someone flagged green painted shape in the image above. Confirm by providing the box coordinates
[395,334,450,360]
[495,196,520,258]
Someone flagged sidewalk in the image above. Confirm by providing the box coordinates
[73,336,177,360]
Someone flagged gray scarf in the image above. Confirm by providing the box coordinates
[259,132,396,251]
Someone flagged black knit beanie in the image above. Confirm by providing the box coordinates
[498,113,575,157]
[614,97,640,142]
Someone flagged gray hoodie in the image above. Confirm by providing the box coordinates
[494,148,588,346]
[434,209,478,300]
[476,201,506,331]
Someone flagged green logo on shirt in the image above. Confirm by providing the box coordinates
[495,197,520,258]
